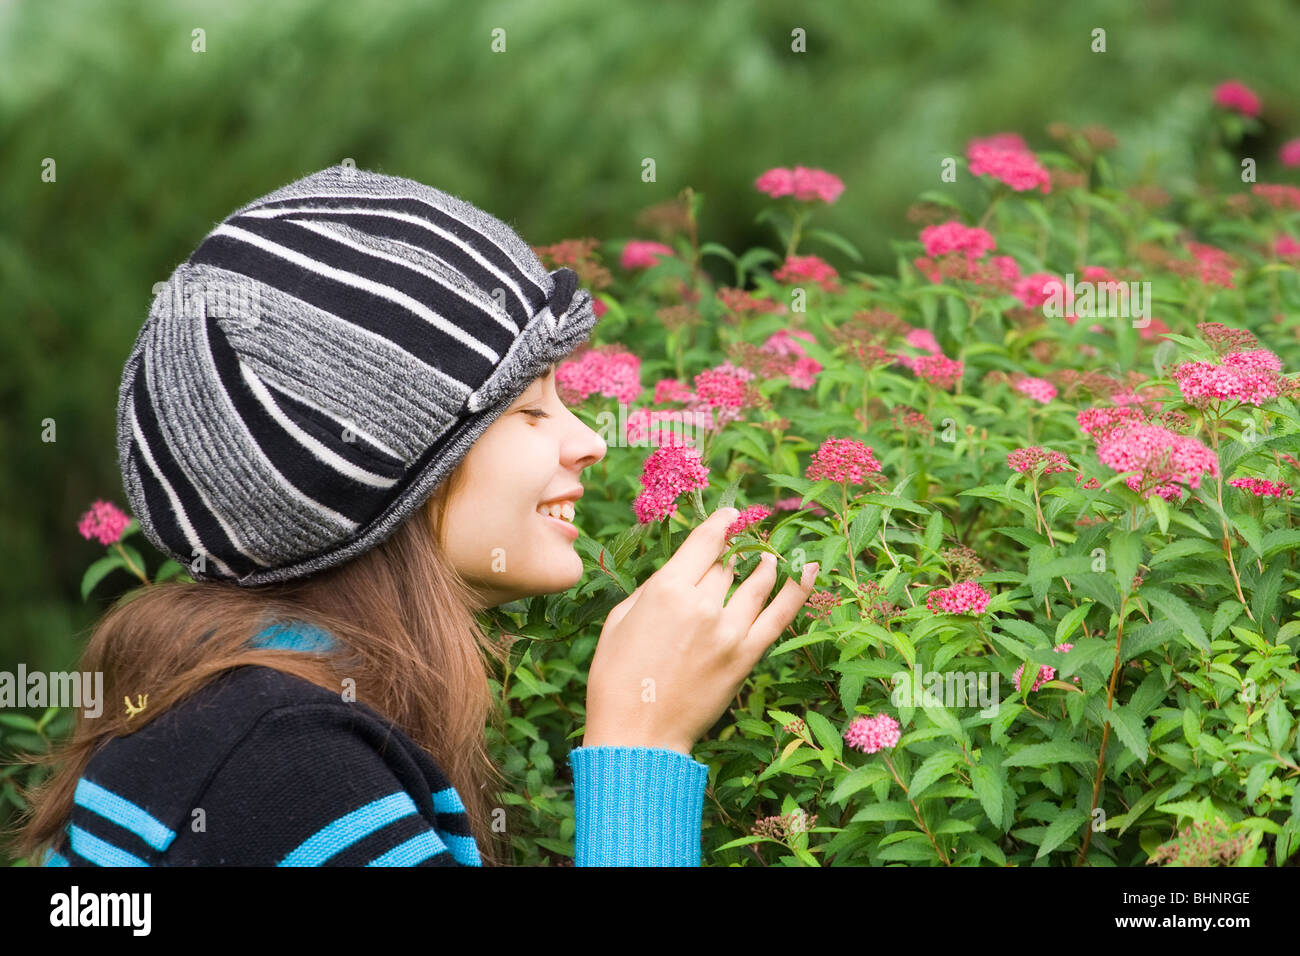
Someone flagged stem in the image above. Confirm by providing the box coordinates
[1078,592,1129,865]
[113,542,150,585]
[881,753,951,865]
[841,484,859,586]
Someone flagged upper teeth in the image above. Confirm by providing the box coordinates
[538,501,576,522]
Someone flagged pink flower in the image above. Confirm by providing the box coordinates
[843,714,902,754]
[1274,235,1300,260]
[1172,358,1279,407]
[760,328,816,358]
[754,165,845,203]
[77,500,131,546]
[1281,139,1300,168]
[1213,81,1261,117]
[805,437,884,485]
[625,407,712,447]
[555,346,643,404]
[1007,447,1072,475]
[1253,184,1300,211]
[773,495,827,517]
[919,221,996,260]
[633,444,710,524]
[1223,349,1283,373]
[653,378,695,404]
[772,255,841,292]
[904,327,943,355]
[1014,643,1079,691]
[1077,405,1145,441]
[620,240,675,270]
[967,133,1029,154]
[989,256,1021,283]
[787,356,822,389]
[967,143,1051,193]
[693,366,751,410]
[1186,241,1236,289]
[1095,423,1220,495]
[725,504,773,540]
[1014,377,1057,404]
[1012,273,1064,309]
[1229,477,1295,499]
[911,353,964,390]
[925,581,991,616]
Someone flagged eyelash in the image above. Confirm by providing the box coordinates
[521,409,550,419]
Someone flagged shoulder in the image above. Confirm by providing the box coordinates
[60,665,477,866]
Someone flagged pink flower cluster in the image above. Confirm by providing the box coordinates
[77,500,131,546]
[910,353,964,390]
[555,346,642,404]
[805,437,883,485]
[843,713,902,754]
[904,327,942,355]
[1172,350,1284,407]
[725,504,773,539]
[1186,241,1237,289]
[967,139,1052,194]
[773,254,841,292]
[924,581,991,616]
[1012,272,1064,309]
[1007,447,1072,475]
[633,444,710,524]
[1275,235,1300,260]
[1012,643,1078,693]
[1014,377,1057,403]
[1229,477,1295,499]
[1252,184,1300,211]
[1212,80,1261,117]
[625,407,713,446]
[1282,139,1300,168]
[620,240,675,270]
[754,165,845,204]
[919,220,996,260]
[1094,423,1220,499]
[653,378,695,404]
[1076,405,1145,441]
[760,329,823,389]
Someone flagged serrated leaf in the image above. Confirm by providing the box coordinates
[1144,588,1209,652]
[1036,809,1088,859]
[1003,740,1097,767]
[803,710,843,761]
[1105,704,1149,763]
[970,762,1005,825]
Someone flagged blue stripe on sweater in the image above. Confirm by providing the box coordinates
[75,778,176,851]
[250,621,338,652]
[431,785,466,815]
[367,830,449,866]
[442,832,482,866]
[279,791,417,866]
[69,825,149,867]
[43,849,70,867]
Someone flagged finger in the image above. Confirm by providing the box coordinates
[695,552,737,605]
[720,551,780,627]
[659,507,739,586]
[740,562,819,660]
[603,581,646,633]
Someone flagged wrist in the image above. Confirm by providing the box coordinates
[581,730,693,757]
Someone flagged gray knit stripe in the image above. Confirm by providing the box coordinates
[117,164,597,586]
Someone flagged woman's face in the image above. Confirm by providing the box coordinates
[434,366,607,609]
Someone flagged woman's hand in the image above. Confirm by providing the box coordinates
[582,507,819,756]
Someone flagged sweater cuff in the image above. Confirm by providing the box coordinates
[568,746,709,866]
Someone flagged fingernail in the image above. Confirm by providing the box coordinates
[761,551,776,565]
[801,562,819,586]
[721,507,740,519]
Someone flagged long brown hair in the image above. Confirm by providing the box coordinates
[8,458,517,866]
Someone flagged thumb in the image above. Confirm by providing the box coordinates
[604,580,646,633]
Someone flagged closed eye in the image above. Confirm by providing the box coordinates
[521,408,550,419]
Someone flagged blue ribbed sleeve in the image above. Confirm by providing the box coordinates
[568,746,710,866]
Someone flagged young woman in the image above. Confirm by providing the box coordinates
[12,165,817,867]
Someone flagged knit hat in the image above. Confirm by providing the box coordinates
[117,163,598,586]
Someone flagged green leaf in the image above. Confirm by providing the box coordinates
[0,714,41,732]
[908,751,961,799]
[1105,704,1149,763]
[1003,740,1097,768]
[804,227,863,263]
[970,762,1005,825]
[80,555,126,600]
[1143,587,1209,653]
[803,710,844,761]
[1036,809,1088,859]
[1110,529,1141,597]
[154,559,189,582]
[1148,493,1169,534]
[829,765,891,804]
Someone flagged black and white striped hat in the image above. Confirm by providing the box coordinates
[117,163,597,586]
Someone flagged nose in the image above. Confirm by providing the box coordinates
[565,409,607,469]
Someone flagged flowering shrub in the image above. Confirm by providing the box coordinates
[55,91,1300,868]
